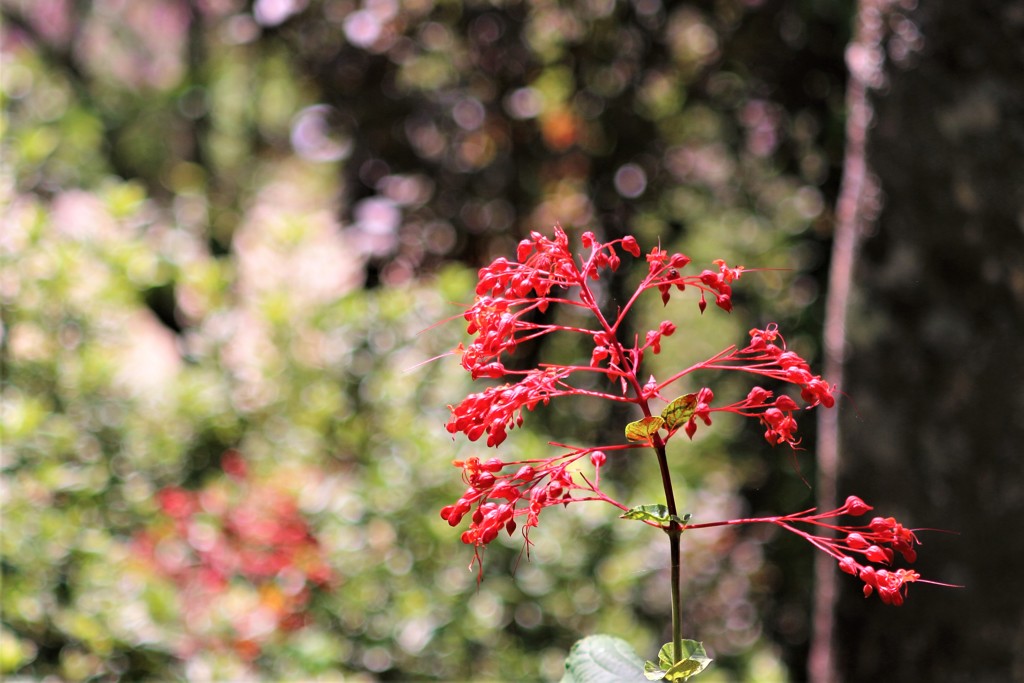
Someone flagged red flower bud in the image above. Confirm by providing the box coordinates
[846,532,869,549]
[622,235,641,257]
[746,387,770,405]
[473,472,496,489]
[516,239,534,262]
[472,363,506,379]
[870,516,893,532]
[845,496,872,516]
[513,466,535,481]
[774,395,799,411]
[865,545,894,564]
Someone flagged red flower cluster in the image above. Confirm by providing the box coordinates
[667,323,835,447]
[441,228,834,550]
[836,510,928,605]
[780,496,927,605]
[439,450,621,570]
[685,495,954,606]
[445,368,569,447]
[446,228,799,448]
[438,227,951,603]
[455,227,735,384]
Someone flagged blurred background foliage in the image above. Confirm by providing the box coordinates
[2,0,856,680]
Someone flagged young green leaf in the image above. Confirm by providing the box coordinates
[620,504,690,526]
[644,660,667,680]
[660,394,698,430]
[560,635,648,683]
[625,416,665,442]
[644,641,713,681]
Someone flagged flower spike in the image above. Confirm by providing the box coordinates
[435,227,954,606]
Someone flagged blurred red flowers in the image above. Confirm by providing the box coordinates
[134,452,334,660]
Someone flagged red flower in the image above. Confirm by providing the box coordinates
[864,568,921,606]
[446,368,569,447]
[439,228,852,573]
[435,228,957,601]
[439,447,626,572]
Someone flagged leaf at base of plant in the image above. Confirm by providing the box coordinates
[643,640,713,681]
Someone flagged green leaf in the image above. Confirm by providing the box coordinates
[644,660,667,680]
[625,416,664,442]
[643,641,713,682]
[620,505,690,526]
[560,635,648,683]
[660,394,698,430]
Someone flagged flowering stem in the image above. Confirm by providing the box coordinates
[440,228,953,672]
[653,436,684,666]
[668,520,683,666]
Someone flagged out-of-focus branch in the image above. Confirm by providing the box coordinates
[809,2,895,681]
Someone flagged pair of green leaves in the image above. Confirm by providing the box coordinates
[624,394,698,442]
[644,642,713,681]
[560,635,712,683]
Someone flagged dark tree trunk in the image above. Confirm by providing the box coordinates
[831,1,1024,682]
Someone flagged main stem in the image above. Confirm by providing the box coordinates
[606,278,683,666]
[653,436,683,665]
